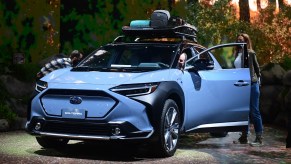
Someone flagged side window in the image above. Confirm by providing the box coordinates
[189,47,215,70]
[194,47,213,62]
[210,45,248,69]
[192,44,247,70]
[209,47,235,69]
[181,48,193,68]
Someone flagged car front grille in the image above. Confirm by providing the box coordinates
[42,121,112,136]
[40,89,118,118]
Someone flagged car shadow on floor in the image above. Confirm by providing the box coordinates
[32,140,170,162]
[33,141,144,161]
[31,132,290,162]
[32,133,214,161]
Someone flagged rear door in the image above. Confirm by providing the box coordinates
[183,43,251,132]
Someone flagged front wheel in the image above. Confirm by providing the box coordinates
[154,99,180,157]
[36,137,69,148]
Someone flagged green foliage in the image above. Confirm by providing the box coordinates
[281,57,291,70]
[186,1,291,65]
[60,0,188,55]
[0,82,17,123]
[187,0,238,46]
[9,64,40,82]
[0,103,17,123]
[0,0,60,64]
[61,0,117,54]
[252,5,291,64]
[187,0,243,65]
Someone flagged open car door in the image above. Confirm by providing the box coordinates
[183,43,251,133]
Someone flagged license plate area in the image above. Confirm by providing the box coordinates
[62,108,86,119]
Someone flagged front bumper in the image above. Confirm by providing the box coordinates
[27,87,154,140]
[26,116,153,140]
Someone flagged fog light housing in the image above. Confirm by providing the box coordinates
[112,127,121,135]
[35,122,41,131]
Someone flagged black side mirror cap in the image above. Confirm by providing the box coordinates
[193,59,214,70]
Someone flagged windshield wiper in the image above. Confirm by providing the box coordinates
[72,65,165,72]
[71,66,90,71]
[107,66,154,73]
[157,62,169,68]
[72,66,109,72]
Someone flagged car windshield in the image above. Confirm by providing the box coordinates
[76,44,178,72]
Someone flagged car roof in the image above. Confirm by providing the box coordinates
[108,37,207,53]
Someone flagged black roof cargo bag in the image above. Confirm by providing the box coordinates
[150,10,170,28]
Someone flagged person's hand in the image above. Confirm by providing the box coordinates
[36,72,43,79]
[258,77,261,86]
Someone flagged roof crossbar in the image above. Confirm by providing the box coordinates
[121,24,198,43]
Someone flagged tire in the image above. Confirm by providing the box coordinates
[153,99,180,157]
[210,132,228,138]
[36,137,69,148]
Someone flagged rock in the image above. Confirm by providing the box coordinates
[269,85,291,127]
[4,66,12,74]
[260,85,284,123]
[285,89,291,108]
[273,110,288,127]
[261,63,286,85]
[6,98,27,118]
[0,119,9,131]
[283,70,291,86]
[10,117,26,130]
[0,75,34,97]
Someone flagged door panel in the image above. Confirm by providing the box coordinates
[184,43,251,132]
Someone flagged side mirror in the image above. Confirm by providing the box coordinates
[193,59,214,70]
[206,60,214,70]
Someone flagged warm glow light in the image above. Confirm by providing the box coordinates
[209,0,218,5]
[249,0,258,22]
[284,0,291,6]
[249,0,257,11]
[260,0,268,9]
[199,0,218,5]
[228,0,289,24]
[231,0,239,6]
[231,0,239,19]
[275,0,280,14]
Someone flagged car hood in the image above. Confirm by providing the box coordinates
[42,68,171,85]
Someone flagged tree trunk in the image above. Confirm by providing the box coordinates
[239,0,250,22]
[278,0,284,9]
[257,0,261,12]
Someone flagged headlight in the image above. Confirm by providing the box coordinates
[35,80,48,92]
[110,83,159,97]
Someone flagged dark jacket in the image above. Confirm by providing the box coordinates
[248,49,261,83]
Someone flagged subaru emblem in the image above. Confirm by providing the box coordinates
[70,96,82,104]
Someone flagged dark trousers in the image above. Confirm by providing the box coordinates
[287,110,291,148]
[287,130,291,148]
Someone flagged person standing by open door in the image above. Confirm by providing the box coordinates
[233,33,263,147]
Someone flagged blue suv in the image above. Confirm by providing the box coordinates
[26,11,251,157]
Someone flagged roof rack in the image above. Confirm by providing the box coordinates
[122,24,197,43]
[120,10,198,43]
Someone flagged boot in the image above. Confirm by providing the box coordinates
[250,134,263,147]
[286,132,291,148]
[233,132,248,144]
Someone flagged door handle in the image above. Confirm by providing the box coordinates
[234,80,249,87]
